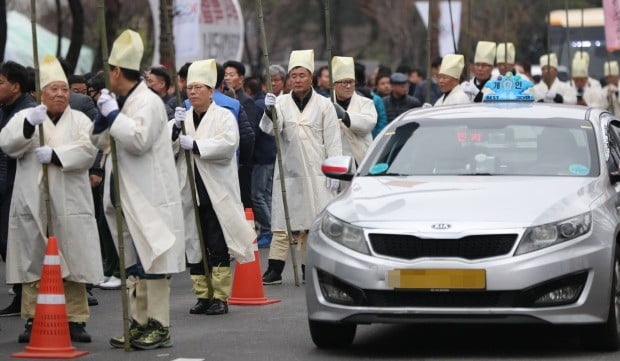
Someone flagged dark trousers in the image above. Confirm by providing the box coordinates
[0,189,11,262]
[93,183,119,278]
[189,190,230,275]
[238,164,253,209]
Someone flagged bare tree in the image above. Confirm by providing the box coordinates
[55,0,62,57]
[65,0,83,74]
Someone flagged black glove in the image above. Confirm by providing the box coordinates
[334,103,346,120]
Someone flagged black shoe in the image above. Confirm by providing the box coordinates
[110,320,146,348]
[262,269,282,285]
[69,322,92,343]
[205,300,228,315]
[18,319,33,343]
[189,299,212,314]
[87,288,98,306]
[262,259,284,285]
[0,296,21,317]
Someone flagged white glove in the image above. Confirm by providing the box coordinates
[97,89,119,117]
[325,178,340,192]
[34,145,53,164]
[174,107,186,129]
[461,82,479,96]
[265,92,277,108]
[27,105,48,126]
[179,134,194,150]
[544,91,557,103]
[422,102,432,108]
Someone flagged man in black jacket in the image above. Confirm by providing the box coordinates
[223,60,256,208]
[0,61,36,316]
[383,72,421,123]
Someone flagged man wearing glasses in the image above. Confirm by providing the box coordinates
[332,56,377,166]
[462,41,496,103]
[260,49,342,285]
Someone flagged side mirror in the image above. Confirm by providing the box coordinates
[610,171,620,184]
[321,156,354,181]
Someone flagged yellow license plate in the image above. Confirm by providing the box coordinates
[387,269,486,290]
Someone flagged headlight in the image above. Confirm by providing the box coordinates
[320,213,370,255]
[515,212,592,255]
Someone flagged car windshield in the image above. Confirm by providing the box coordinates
[362,117,600,177]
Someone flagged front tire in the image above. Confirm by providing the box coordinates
[581,247,620,351]
[309,319,356,349]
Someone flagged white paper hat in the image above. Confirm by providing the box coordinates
[496,42,515,64]
[39,55,68,89]
[109,30,144,71]
[187,59,217,88]
[573,51,590,66]
[604,61,619,77]
[332,56,355,82]
[288,50,314,73]
[571,57,588,78]
[540,53,558,69]
[474,41,496,65]
[439,54,464,79]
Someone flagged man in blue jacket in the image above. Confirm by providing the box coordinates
[0,61,36,317]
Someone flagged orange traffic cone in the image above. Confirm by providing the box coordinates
[12,237,88,359]
[228,209,280,306]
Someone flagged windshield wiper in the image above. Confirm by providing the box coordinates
[366,172,407,176]
[457,172,494,176]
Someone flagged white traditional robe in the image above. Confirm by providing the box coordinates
[570,80,607,109]
[91,82,185,274]
[532,78,578,105]
[173,104,255,264]
[339,92,377,165]
[434,84,471,106]
[259,90,342,231]
[0,106,102,284]
[603,85,620,117]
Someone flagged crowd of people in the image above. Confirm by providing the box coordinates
[1,29,620,351]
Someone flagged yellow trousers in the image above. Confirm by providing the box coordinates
[21,280,89,323]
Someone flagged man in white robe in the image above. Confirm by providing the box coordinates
[172,59,255,316]
[260,49,342,285]
[0,55,102,343]
[435,54,471,106]
[570,57,606,108]
[331,56,377,165]
[532,53,577,104]
[90,29,185,350]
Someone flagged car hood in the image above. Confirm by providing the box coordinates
[327,176,604,228]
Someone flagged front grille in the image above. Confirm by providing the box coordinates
[362,289,517,308]
[368,233,518,260]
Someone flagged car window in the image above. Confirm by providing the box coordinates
[363,118,600,177]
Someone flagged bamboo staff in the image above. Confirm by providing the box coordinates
[256,0,300,286]
[503,0,508,66]
[425,0,432,102]
[565,0,571,78]
[160,0,213,297]
[466,0,471,79]
[30,0,53,237]
[324,0,334,102]
[545,0,552,88]
[448,0,457,53]
[96,0,131,351]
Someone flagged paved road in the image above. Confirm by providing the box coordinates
[0,249,619,360]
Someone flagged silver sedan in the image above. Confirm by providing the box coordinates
[306,103,620,351]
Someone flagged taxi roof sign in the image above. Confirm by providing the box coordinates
[482,72,535,102]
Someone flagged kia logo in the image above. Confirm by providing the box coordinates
[431,223,451,230]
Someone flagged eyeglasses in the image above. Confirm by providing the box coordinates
[335,80,355,87]
[187,84,208,91]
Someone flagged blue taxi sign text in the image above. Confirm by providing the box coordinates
[482,72,534,102]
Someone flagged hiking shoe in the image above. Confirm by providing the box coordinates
[205,300,228,315]
[189,299,212,314]
[18,319,33,343]
[110,320,146,348]
[0,296,21,317]
[131,319,172,350]
[69,322,92,343]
